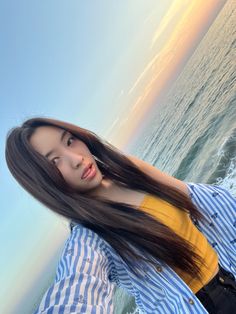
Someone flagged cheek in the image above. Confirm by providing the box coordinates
[57,165,71,182]
[58,166,80,187]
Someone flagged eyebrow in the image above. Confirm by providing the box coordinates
[45,129,67,159]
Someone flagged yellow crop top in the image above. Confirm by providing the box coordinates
[139,194,219,294]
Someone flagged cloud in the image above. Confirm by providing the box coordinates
[150,0,189,49]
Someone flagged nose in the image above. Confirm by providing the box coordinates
[64,152,84,169]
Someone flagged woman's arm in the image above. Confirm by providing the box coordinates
[127,154,189,197]
[34,226,115,314]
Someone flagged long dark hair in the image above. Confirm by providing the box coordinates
[5,117,207,279]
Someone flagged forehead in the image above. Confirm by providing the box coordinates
[29,126,64,155]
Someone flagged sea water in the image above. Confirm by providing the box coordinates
[114,0,236,312]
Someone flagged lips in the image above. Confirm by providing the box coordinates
[81,163,92,179]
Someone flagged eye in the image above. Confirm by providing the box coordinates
[67,136,75,146]
[51,157,59,165]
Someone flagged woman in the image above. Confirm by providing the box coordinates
[5,117,236,314]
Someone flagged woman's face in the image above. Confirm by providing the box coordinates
[29,126,104,193]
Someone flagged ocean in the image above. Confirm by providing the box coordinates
[114,0,236,313]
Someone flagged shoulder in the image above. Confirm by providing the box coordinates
[185,182,236,220]
[185,182,236,202]
[126,154,236,207]
[126,154,190,196]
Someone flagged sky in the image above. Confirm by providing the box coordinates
[0,0,227,313]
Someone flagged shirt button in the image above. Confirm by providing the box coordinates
[219,276,224,283]
[188,298,194,305]
[79,294,84,302]
[156,266,162,272]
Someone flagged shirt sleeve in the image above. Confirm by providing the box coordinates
[186,182,236,207]
[34,225,115,314]
[185,182,236,224]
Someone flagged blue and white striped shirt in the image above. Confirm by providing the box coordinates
[34,183,236,313]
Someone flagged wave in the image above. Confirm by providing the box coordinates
[206,128,236,193]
